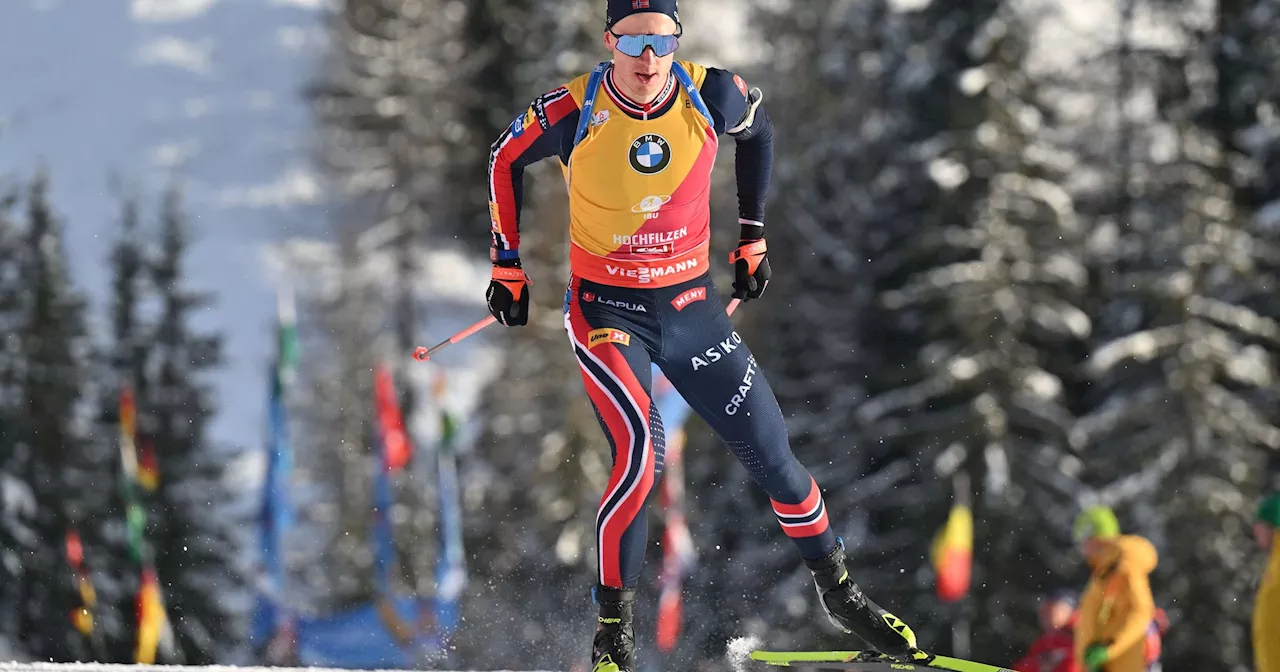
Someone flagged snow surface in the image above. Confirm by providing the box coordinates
[0,639,26,664]
[0,665,550,672]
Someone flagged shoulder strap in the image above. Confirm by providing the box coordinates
[671,61,714,129]
[572,61,610,149]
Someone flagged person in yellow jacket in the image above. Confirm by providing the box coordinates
[1254,493,1280,672]
[1071,506,1158,672]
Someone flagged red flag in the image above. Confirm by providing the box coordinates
[655,578,682,652]
[655,424,696,653]
[120,384,140,482]
[65,529,96,635]
[65,529,84,567]
[374,365,412,471]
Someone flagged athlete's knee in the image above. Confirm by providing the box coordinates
[762,457,813,500]
[636,450,658,498]
[725,433,812,505]
[601,440,659,511]
[726,414,799,474]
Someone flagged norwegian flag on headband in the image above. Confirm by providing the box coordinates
[607,0,678,29]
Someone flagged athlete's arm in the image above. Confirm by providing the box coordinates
[701,68,774,301]
[487,87,581,262]
[698,68,773,234]
[1103,569,1155,661]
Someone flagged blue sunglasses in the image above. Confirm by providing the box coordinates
[610,30,681,58]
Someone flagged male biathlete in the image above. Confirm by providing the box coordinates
[483,2,921,669]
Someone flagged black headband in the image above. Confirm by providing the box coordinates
[605,0,680,31]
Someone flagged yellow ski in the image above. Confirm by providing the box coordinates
[749,649,1015,672]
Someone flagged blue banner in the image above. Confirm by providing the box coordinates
[434,407,467,637]
[295,596,440,669]
[252,289,299,650]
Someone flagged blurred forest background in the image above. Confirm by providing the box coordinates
[4,0,1280,671]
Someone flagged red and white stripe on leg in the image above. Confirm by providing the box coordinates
[771,476,830,539]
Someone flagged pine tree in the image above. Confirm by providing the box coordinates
[35,192,154,665]
[0,182,31,656]
[13,169,95,662]
[142,184,242,663]
[284,238,383,610]
[93,192,159,663]
[867,4,1092,658]
[741,0,1088,661]
[1025,0,1280,668]
[1075,1,1280,668]
[302,0,464,604]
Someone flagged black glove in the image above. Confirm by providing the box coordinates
[486,257,531,326]
[729,223,770,301]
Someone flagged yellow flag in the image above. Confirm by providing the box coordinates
[931,504,973,602]
[135,569,167,664]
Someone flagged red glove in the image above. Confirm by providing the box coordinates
[486,258,531,326]
[729,237,770,301]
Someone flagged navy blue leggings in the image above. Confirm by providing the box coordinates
[563,272,838,589]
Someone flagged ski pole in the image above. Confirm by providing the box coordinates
[413,315,496,362]
[413,297,743,362]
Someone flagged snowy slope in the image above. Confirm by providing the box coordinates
[0,664,550,672]
[0,0,332,450]
[0,639,26,664]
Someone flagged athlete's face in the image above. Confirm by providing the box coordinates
[1257,522,1274,550]
[1080,537,1107,561]
[604,12,678,104]
[1038,600,1072,632]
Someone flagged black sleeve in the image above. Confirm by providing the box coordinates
[698,67,751,135]
[699,68,773,224]
[731,107,772,224]
[487,87,580,259]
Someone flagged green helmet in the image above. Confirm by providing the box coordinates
[1073,506,1120,543]
[1257,493,1280,528]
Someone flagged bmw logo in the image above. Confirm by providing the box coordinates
[628,134,671,175]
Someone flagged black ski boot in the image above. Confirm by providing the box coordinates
[591,586,637,672]
[805,540,919,660]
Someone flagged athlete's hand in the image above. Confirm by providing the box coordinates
[1082,643,1109,672]
[729,223,770,301]
[486,258,531,326]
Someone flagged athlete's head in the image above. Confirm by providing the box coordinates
[604,0,681,104]
[1072,505,1120,559]
[1037,591,1076,632]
